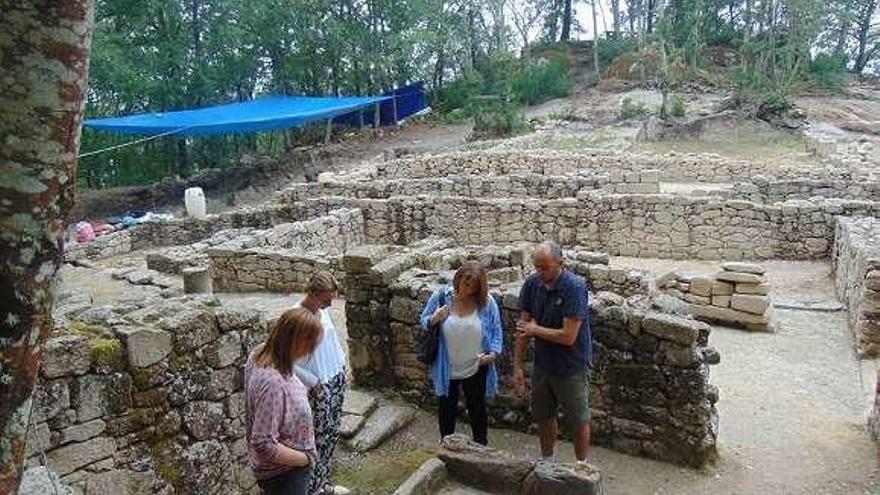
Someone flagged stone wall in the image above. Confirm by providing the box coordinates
[868,371,880,441]
[275,171,661,204]
[375,149,855,183]
[68,190,880,266]
[730,178,880,203]
[146,228,257,274]
[28,296,269,495]
[65,229,135,263]
[64,200,355,263]
[284,194,880,261]
[344,243,717,468]
[207,209,363,292]
[658,262,775,331]
[833,216,880,357]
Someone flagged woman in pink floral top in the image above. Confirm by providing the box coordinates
[246,307,323,494]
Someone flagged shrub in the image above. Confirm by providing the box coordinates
[670,94,686,118]
[808,53,849,90]
[468,97,531,141]
[511,57,572,105]
[618,96,649,119]
[436,70,484,112]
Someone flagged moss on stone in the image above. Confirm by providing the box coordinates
[148,437,183,491]
[130,367,153,390]
[66,319,111,338]
[90,338,125,373]
[332,447,437,494]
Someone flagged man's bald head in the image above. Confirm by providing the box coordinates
[533,241,564,285]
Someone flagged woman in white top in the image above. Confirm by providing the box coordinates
[294,271,349,495]
[419,261,503,445]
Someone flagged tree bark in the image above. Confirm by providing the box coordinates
[561,0,573,41]
[611,0,622,33]
[0,1,95,492]
[592,0,601,74]
[853,0,879,74]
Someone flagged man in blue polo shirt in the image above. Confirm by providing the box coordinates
[514,241,592,463]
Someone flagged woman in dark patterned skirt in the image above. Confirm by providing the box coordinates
[295,272,351,495]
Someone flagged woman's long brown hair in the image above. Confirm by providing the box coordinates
[453,260,489,308]
[256,307,322,374]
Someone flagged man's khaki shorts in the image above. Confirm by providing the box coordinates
[530,366,591,426]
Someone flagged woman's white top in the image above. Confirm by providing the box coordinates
[295,303,346,386]
[442,310,483,380]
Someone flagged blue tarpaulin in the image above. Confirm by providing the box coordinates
[84,95,393,137]
[333,82,427,127]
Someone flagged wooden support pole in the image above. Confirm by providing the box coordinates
[324,117,332,144]
[374,103,380,129]
[392,94,398,125]
[359,109,365,130]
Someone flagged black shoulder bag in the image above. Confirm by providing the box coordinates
[417,289,447,365]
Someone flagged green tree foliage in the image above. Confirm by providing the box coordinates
[81,0,498,188]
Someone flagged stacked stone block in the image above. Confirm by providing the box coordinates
[374,271,719,468]
[374,148,854,183]
[731,178,880,203]
[344,243,717,467]
[64,229,134,263]
[833,216,880,357]
[659,262,775,331]
[146,228,256,274]
[206,209,364,293]
[28,296,270,495]
[869,370,880,441]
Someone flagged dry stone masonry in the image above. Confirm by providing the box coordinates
[833,216,880,357]
[208,208,363,293]
[29,295,269,495]
[374,149,856,183]
[56,134,880,481]
[345,244,719,468]
[658,262,775,332]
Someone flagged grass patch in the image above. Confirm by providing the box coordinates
[633,125,815,162]
[332,447,437,494]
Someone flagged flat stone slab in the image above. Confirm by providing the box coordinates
[438,434,534,494]
[721,262,766,275]
[340,413,366,439]
[522,461,604,495]
[716,271,764,284]
[392,458,447,495]
[343,389,378,416]
[348,405,416,452]
[773,300,845,312]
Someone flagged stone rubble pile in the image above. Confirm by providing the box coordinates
[659,262,775,332]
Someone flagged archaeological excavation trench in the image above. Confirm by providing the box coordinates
[29,140,880,494]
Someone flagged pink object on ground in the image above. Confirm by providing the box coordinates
[75,221,95,243]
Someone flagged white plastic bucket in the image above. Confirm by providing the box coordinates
[184,187,207,220]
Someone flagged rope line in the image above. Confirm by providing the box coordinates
[77,126,191,158]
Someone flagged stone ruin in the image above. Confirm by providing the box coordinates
[657,262,775,332]
[39,142,880,493]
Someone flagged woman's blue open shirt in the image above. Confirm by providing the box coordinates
[419,286,504,398]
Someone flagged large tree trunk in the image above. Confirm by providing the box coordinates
[611,0,622,33]
[592,0,601,74]
[0,1,95,492]
[853,0,879,74]
[561,0,573,41]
